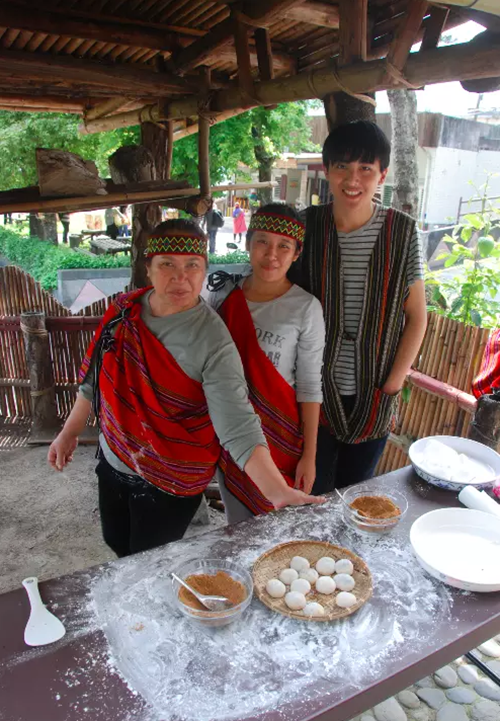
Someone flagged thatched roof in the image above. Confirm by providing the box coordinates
[0,0,498,130]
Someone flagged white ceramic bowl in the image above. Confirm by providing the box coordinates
[410,508,500,592]
[409,435,500,491]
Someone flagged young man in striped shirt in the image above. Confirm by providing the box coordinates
[292,120,427,492]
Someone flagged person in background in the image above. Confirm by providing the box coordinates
[104,207,127,239]
[205,206,225,254]
[208,203,325,523]
[47,219,323,557]
[290,120,427,493]
[118,205,130,238]
[59,212,70,244]
[232,201,247,242]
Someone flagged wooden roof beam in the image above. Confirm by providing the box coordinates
[215,45,294,74]
[0,48,197,96]
[387,0,429,70]
[420,5,450,52]
[254,28,275,81]
[0,94,86,113]
[0,2,182,52]
[171,0,306,73]
[233,16,256,100]
[286,2,340,29]
[164,38,500,118]
[338,0,368,64]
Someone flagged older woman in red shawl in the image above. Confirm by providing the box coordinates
[47,219,323,558]
[232,202,247,242]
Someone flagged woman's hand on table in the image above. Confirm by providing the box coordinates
[48,432,78,471]
[272,485,326,510]
[294,452,316,494]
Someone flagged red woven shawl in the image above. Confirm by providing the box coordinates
[218,287,303,514]
[79,288,220,496]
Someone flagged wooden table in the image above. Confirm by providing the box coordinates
[1,467,499,721]
[89,235,131,255]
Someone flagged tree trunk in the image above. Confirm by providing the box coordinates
[323,91,375,131]
[108,123,170,288]
[252,121,274,206]
[29,212,58,244]
[387,89,420,217]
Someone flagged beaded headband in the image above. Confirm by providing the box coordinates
[248,212,305,248]
[145,230,207,258]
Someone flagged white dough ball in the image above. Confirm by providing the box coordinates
[315,556,336,575]
[290,555,310,572]
[336,591,357,608]
[285,591,307,611]
[279,568,299,585]
[299,568,319,584]
[315,576,337,595]
[335,559,354,575]
[335,573,355,592]
[265,578,286,598]
[290,578,311,595]
[303,602,325,617]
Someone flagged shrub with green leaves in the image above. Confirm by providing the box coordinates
[0,226,249,291]
[426,179,500,328]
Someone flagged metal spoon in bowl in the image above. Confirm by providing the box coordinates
[335,487,352,510]
[171,573,231,612]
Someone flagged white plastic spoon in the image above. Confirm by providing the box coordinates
[22,577,66,646]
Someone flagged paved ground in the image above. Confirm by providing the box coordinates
[1,444,499,721]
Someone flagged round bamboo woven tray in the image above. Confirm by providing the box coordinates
[252,540,372,622]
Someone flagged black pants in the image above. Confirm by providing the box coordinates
[233,233,242,241]
[61,220,70,244]
[96,455,202,557]
[313,396,388,495]
[106,223,119,240]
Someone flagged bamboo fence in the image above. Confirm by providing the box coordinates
[376,312,490,474]
[0,266,493,472]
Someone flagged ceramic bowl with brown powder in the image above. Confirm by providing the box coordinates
[172,559,253,627]
[341,483,409,534]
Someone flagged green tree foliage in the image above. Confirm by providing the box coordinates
[0,111,140,189]
[0,102,317,191]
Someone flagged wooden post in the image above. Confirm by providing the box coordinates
[20,311,59,440]
[468,394,500,453]
[323,0,374,131]
[198,67,212,200]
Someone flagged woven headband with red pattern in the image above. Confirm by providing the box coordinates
[248,212,305,247]
[145,230,207,258]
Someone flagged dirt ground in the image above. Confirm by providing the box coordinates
[0,444,224,596]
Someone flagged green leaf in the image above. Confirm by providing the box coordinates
[478,236,496,258]
[431,287,448,310]
[460,226,473,242]
[444,254,459,268]
[470,309,482,326]
[451,297,464,313]
[401,386,411,403]
[463,213,483,229]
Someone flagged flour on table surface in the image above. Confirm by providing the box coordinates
[89,498,453,721]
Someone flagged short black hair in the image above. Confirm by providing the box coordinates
[247,203,302,249]
[322,120,391,172]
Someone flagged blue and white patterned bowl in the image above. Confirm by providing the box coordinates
[408,435,500,492]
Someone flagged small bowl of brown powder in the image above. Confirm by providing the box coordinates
[171,559,253,628]
[341,483,408,534]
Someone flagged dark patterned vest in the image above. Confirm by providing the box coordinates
[294,203,416,443]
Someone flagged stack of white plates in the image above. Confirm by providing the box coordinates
[410,508,500,592]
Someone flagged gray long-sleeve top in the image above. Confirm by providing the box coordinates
[80,291,267,477]
[207,274,325,403]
